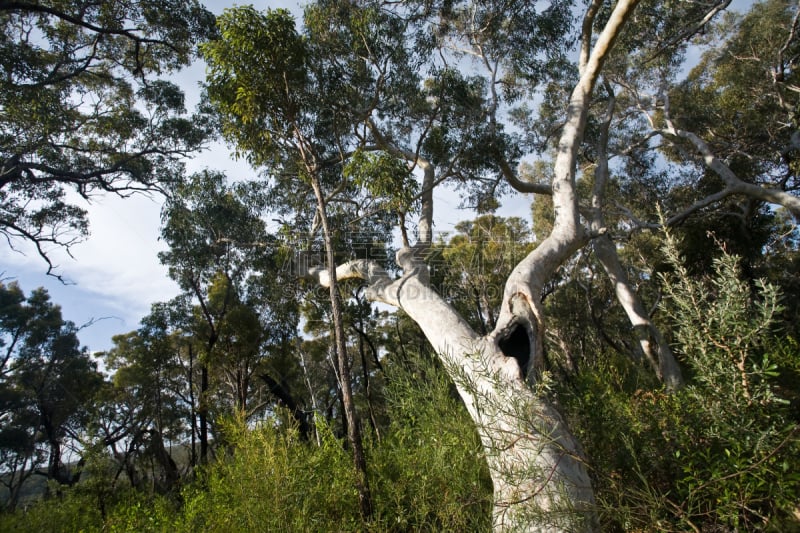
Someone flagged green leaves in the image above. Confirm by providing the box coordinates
[429,215,534,333]
[1,1,215,268]
[159,170,271,291]
[202,7,308,166]
[659,228,784,406]
[343,149,417,211]
[0,282,103,496]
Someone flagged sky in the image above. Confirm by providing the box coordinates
[0,0,754,354]
[0,0,532,353]
[0,2,300,352]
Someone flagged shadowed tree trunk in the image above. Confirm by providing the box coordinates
[308,166,373,520]
[260,372,311,439]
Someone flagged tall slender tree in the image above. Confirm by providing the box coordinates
[159,170,299,461]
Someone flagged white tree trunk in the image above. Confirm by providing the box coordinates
[593,234,683,388]
[310,250,596,531]
[589,85,683,390]
[308,1,643,529]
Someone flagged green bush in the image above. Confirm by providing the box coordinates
[562,233,800,531]
[177,352,491,532]
[0,349,492,533]
[370,354,492,531]
[178,415,364,532]
[0,484,179,533]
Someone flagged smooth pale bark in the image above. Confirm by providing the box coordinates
[498,47,683,389]
[494,0,640,353]
[308,1,642,529]
[659,96,800,223]
[310,250,596,531]
[592,235,683,388]
[589,86,683,390]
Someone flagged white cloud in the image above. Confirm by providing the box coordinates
[0,192,180,351]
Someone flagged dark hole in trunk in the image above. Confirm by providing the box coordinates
[499,323,531,378]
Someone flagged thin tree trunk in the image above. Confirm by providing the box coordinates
[309,171,373,520]
[297,342,322,445]
[188,343,197,468]
[593,235,684,388]
[199,364,209,464]
[355,322,381,440]
[588,83,684,390]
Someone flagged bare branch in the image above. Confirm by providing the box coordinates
[649,1,732,62]
[498,158,553,195]
[580,0,604,74]
[367,120,436,246]
[659,124,800,220]
[494,0,642,338]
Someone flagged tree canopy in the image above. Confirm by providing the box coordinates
[0,0,216,274]
[1,1,799,531]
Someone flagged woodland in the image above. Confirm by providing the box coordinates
[1,0,799,531]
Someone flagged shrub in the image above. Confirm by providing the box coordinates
[370,353,492,531]
[561,232,800,531]
[176,351,492,532]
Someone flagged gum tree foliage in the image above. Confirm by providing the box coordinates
[664,0,800,223]
[0,0,216,274]
[200,0,798,531]
[529,0,800,386]
[0,282,102,507]
[158,170,300,463]
[201,5,418,518]
[90,305,194,492]
[573,0,800,324]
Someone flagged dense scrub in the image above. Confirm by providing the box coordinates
[3,240,799,532]
[559,237,800,531]
[0,354,492,532]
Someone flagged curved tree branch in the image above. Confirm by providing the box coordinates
[659,122,800,221]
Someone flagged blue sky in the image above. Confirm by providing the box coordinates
[0,0,755,354]
[0,0,485,353]
[0,2,296,353]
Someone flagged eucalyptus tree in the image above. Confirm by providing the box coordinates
[0,282,42,507]
[586,0,799,273]
[0,0,217,274]
[201,5,416,517]
[0,282,102,498]
[159,169,299,463]
[198,0,639,529]
[334,4,640,528]
[657,0,799,222]
[528,0,800,386]
[94,309,192,491]
[204,0,787,528]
